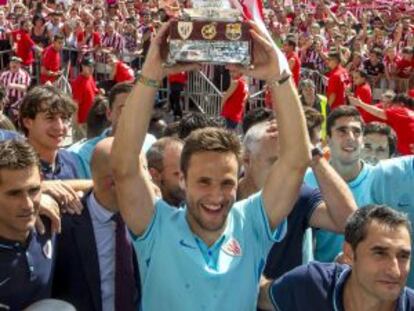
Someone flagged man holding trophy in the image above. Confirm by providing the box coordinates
[111,0,310,307]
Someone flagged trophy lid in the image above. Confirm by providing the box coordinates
[183,8,242,21]
[191,0,232,9]
[183,0,242,21]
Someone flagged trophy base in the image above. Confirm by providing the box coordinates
[167,40,251,66]
[167,20,252,66]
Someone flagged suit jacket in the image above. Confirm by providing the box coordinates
[52,193,140,311]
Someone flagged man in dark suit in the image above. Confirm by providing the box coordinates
[52,137,140,311]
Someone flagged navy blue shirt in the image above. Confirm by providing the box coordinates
[264,184,322,279]
[40,149,80,180]
[270,262,414,311]
[0,224,55,311]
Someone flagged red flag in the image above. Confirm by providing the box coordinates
[229,0,291,76]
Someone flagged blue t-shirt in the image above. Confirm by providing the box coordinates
[305,156,414,287]
[68,130,109,179]
[68,129,156,179]
[40,149,80,180]
[132,192,287,311]
[304,162,376,263]
[0,129,22,141]
[270,262,414,311]
[0,224,55,310]
[264,184,322,279]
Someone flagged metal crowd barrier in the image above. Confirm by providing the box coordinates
[0,47,168,107]
[185,66,223,116]
[301,68,328,95]
[185,65,271,116]
[246,77,266,110]
[301,68,412,102]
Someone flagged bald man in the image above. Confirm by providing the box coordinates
[52,138,140,311]
[146,137,185,207]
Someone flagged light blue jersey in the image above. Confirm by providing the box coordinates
[305,156,414,287]
[132,192,287,311]
[68,129,156,178]
[304,162,376,263]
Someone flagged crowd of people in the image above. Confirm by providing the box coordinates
[0,0,413,310]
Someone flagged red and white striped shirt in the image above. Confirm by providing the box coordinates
[102,32,124,52]
[0,68,31,103]
[302,48,326,72]
[95,31,124,63]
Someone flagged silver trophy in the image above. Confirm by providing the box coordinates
[167,0,252,65]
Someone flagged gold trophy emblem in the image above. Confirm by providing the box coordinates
[201,23,217,40]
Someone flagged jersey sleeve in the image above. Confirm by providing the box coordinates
[384,107,407,128]
[270,263,320,310]
[130,199,171,261]
[370,156,414,209]
[270,262,341,311]
[236,192,287,253]
[299,185,324,228]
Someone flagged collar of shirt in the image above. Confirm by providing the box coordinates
[327,160,373,189]
[0,230,33,250]
[332,264,350,311]
[40,152,62,177]
[87,192,114,224]
[194,234,226,271]
[348,160,373,188]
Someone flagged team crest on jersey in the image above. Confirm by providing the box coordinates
[43,239,53,259]
[222,238,242,256]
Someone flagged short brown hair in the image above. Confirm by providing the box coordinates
[0,140,39,170]
[345,205,411,251]
[108,82,133,110]
[180,127,241,177]
[19,85,76,135]
[304,107,324,140]
[327,106,363,137]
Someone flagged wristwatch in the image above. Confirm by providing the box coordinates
[311,146,324,159]
[267,71,292,88]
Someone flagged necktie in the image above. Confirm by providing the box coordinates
[114,213,137,311]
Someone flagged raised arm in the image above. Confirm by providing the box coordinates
[111,23,198,235]
[263,76,311,229]
[220,79,238,106]
[349,96,386,120]
[229,22,311,229]
[308,157,357,232]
